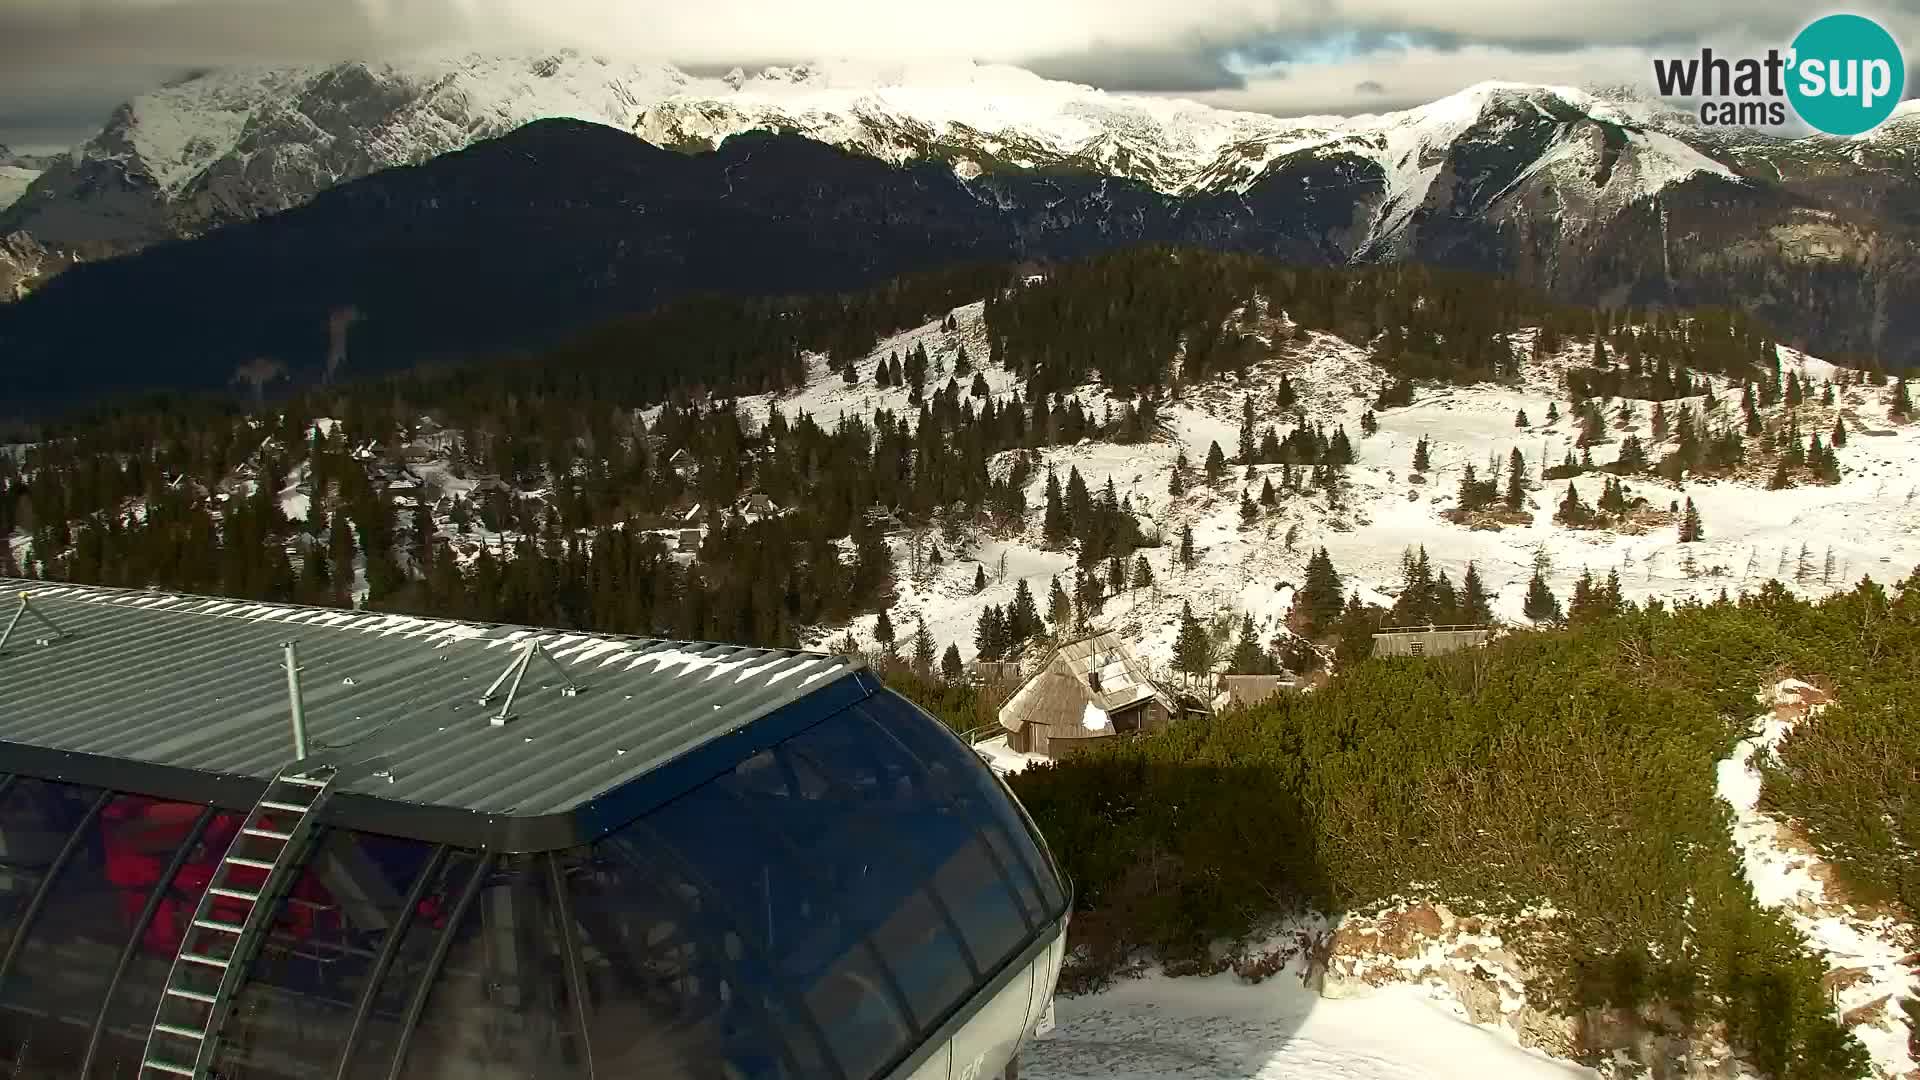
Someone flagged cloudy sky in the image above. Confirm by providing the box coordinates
[2,0,1916,151]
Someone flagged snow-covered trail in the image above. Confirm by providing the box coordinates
[1715,681,1919,1079]
[1025,971,1594,1080]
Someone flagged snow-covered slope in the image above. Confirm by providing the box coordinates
[718,299,1920,681]
[0,165,38,213]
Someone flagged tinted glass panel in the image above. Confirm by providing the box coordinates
[562,840,803,1080]
[397,854,585,1080]
[339,850,481,1077]
[0,780,108,1077]
[68,796,217,1078]
[570,690,1069,1080]
[213,829,436,1079]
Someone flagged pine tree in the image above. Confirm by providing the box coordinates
[975,604,1005,660]
[1132,554,1154,592]
[1523,570,1561,623]
[1169,451,1189,496]
[1555,481,1591,527]
[1259,478,1277,505]
[1041,469,1070,548]
[941,643,965,683]
[1008,579,1040,646]
[1892,379,1913,420]
[974,564,987,593]
[1515,408,1530,428]
[1299,547,1344,634]
[1048,576,1073,630]
[1239,490,1257,525]
[841,357,859,385]
[1832,415,1847,448]
[1360,410,1378,436]
[1275,374,1297,409]
[1179,525,1196,568]
[1229,613,1265,673]
[1238,396,1257,463]
[1173,602,1213,685]
[1412,437,1431,473]
[874,608,897,657]
[1205,441,1227,482]
[1678,497,1704,542]
[1327,427,1354,465]
[1546,401,1560,424]
[1504,448,1526,509]
[911,620,936,676]
[1461,562,1492,623]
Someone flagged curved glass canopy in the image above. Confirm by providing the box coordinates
[0,688,1069,1079]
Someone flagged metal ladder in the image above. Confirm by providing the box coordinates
[140,763,339,1078]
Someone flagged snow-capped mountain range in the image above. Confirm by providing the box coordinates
[5,53,1913,247]
[3,53,1919,363]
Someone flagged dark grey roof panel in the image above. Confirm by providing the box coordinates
[0,578,864,824]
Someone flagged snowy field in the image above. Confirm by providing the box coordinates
[1025,968,1592,1080]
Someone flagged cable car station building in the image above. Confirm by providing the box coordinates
[0,580,1070,1079]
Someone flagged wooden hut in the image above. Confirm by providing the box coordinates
[997,633,1176,759]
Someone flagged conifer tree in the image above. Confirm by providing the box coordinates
[1048,576,1072,630]
[975,605,1005,660]
[1041,469,1069,548]
[1132,554,1153,592]
[1008,579,1040,646]
[1891,379,1913,420]
[911,620,936,676]
[1205,441,1227,482]
[1275,374,1297,410]
[1523,569,1561,623]
[1238,397,1257,463]
[842,357,859,385]
[1461,562,1492,624]
[970,372,990,398]
[974,564,987,593]
[1678,497,1704,542]
[1327,427,1354,465]
[1360,410,1378,436]
[1179,525,1196,568]
[1504,449,1526,509]
[1229,613,1265,673]
[1515,407,1530,428]
[1555,481,1591,527]
[1299,547,1344,634]
[1831,416,1847,448]
[941,643,964,683]
[1239,490,1257,525]
[1546,401,1560,424]
[1174,602,1213,685]
[1107,555,1126,597]
[1169,451,1190,496]
[1260,477,1277,506]
[1412,437,1431,473]
[874,608,897,658]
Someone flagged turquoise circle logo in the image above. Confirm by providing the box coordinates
[1787,14,1906,135]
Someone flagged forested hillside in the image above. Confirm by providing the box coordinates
[1012,578,1920,1078]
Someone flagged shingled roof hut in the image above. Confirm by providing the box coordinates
[997,633,1175,759]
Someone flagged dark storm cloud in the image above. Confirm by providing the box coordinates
[1021,44,1247,93]
[2,0,1918,147]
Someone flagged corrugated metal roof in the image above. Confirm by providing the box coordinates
[0,578,864,826]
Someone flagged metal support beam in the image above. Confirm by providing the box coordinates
[0,590,69,654]
[81,805,217,1079]
[546,853,598,1080]
[282,642,310,760]
[0,787,113,989]
[384,851,492,1080]
[332,845,449,1080]
[477,641,581,726]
